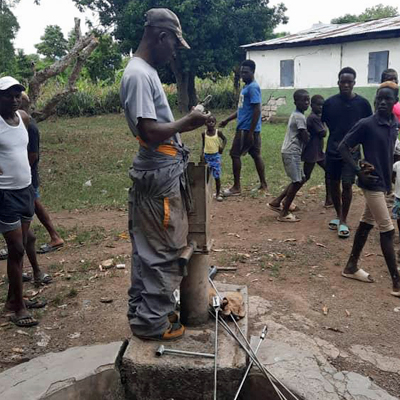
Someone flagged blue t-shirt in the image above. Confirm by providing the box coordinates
[237,80,262,132]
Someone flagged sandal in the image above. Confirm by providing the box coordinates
[277,213,301,223]
[0,248,8,260]
[10,314,38,328]
[329,219,340,230]
[25,298,47,309]
[33,272,52,286]
[36,243,64,254]
[338,224,350,238]
[223,188,241,197]
[342,269,374,283]
[267,203,281,213]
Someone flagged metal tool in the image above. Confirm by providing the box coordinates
[233,326,267,400]
[155,345,214,359]
[208,278,299,400]
[212,296,220,400]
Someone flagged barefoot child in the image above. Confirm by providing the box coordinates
[268,90,310,222]
[201,115,227,201]
[302,95,332,208]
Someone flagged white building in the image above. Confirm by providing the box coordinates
[242,16,400,90]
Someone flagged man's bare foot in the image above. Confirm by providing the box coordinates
[324,201,333,208]
[49,238,64,247]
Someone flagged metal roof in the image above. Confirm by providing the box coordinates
[242,16,400,50]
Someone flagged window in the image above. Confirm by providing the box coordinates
[280,60,294,87]
[368,51,389,84]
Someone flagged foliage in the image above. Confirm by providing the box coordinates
[331,3,398,24]
[84,34,122,82]
[12,50,40,84]
[71,0,287,107]
[0,0,19,75]
[35,25,68,60]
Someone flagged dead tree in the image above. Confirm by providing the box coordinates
[29,18,98,121]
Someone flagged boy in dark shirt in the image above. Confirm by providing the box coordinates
[302,95,332,207]
[339,82,399,297]
[322,67,372,238]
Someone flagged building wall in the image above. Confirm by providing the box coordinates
[248,37,400,89]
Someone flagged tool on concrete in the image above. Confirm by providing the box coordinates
[212,296,221,400]
[208,278,299,400]
[155,345,214,359]
[233,325,267,400]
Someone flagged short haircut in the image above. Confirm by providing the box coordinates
[293,89,309,101]
[241,59,256,72]
[381,68,398,83]
[311,94,324,104]
[378,81,399,97]
[338,67,356,79]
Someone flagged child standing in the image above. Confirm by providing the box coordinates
[302,95,332,207]
[392,161,400,256]
[201,115,227,201]
[268,89,310,222]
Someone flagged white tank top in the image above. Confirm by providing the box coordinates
[0,111,31,190]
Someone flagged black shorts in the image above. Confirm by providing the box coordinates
[230,130,261,159]
[0,186,35,234]
[326,153,360,184]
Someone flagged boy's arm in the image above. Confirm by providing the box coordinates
[298,129,310,143]
[219,111,237,128]
[218,130,227,153]
[248,103,261,140]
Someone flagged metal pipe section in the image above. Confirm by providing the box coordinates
[180,252,210,326]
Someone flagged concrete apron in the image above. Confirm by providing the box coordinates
[120,283,249,400]
[1,290,398,400]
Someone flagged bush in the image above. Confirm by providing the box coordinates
[36,73,236,118]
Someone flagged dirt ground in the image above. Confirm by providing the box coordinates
[1,188,399,396]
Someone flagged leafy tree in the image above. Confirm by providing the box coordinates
[72,0,288,111]
[12,50,39,83]
[85,35,122,82]
[0,0,20,75]
[331,4,398,24]
[35,25,68,60]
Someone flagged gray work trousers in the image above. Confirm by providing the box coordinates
[127,162,188,337]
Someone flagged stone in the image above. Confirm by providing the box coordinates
[0,341,124,400]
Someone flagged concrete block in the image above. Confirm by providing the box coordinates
[0,341,124,400]
[121,283,248,400]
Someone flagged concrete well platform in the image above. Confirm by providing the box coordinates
[120,283,248,400]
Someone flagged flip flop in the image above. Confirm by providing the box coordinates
[329,219,340,230]
[338,224,350,238]
[25,299,47,309]
[36,243,64,254]
[391,290,400,298]
[277,213,301,223]
[223,189,241,197]
[22,272,32,282]
[267,203,281,213]
[342,269,374,283]
[0,248,8,260]
[33,272,52,286]
[10,314,38,328]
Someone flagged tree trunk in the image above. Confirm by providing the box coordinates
[29,18,98,121]
[188,72,197,109]
[170,57,189,113]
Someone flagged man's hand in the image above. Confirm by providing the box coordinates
[185,109,210,131]
[218,146,224,154]
[219,120,228,128]
[357,171,379,186]
[247,131,254,147]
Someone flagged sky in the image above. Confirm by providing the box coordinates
[12,0,400,54]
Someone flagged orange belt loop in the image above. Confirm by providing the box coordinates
[163,197,170,229]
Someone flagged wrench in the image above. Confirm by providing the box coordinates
[155,345,214,359]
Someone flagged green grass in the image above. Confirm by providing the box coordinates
[34,111,325,212]
[262,86,377,118]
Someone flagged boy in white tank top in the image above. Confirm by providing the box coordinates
[0,76,41,328]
